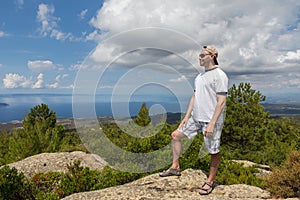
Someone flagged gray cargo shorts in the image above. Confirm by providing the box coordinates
[177,117,223,154]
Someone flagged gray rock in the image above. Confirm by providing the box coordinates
[62,168,272,200]
[8,151,107,178]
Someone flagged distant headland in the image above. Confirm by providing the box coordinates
[0,103,9,107]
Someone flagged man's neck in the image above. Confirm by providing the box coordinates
[204,64,217,72]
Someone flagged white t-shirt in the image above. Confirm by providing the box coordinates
[192,67,228,124]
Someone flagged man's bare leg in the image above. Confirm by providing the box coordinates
[199,153,220,193]
[170,130,186,169]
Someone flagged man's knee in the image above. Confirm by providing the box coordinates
[171,130,185,140]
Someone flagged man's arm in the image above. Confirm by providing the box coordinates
[204,93,227,136]
[178,93,195,128]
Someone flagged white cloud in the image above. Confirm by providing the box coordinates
[69,63,81,71]
[90,0,300,66]
[0,31,9,37]
[84,0,300,95]
[47,82,59,89]
[79,9,88,19]
[45,73,70,89]
[15,0,24,9]
[169,75,187,83]
[36,3,76,41]
[2,73,46,89]
[32,73,44,88]
[27,60,56,71]
[3,73,32,88]
[2,72,72,90]
[55,75,61,82]
[50,29,72,41]
[277,50,300,63]
[37,4,57,36]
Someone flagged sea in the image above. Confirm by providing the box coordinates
[0,93,189,123]
[1,93,300,123]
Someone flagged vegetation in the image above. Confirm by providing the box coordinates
[0,82,299,199]
[0,104,86,165]
[265,150,300,198]
[133,102,151,126]
[222,83,299,166]
[0,160,144,200]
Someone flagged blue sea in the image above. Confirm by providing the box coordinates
[0,94,189,122]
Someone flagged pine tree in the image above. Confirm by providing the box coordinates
[222,83,270,156]
[23,103,56,132]
[133,102,151,127]
[7,104,64,163]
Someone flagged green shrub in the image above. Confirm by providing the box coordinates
[59,160,144,196]
[93,166,144,190]
[216,160,264,187]
[59,159,102,196]
[29,172,62,200]
[0,131,10,165]
[264,150,300,198]
[0,165,32,200]
[58,130,88,152]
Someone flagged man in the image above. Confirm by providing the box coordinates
[159,46,228,195]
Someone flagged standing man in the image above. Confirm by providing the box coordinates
[159,46,228,195]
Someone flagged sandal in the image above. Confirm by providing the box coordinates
[199,181,214,195]
[159,168,181,177]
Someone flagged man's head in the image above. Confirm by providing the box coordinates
[202,45,218,65]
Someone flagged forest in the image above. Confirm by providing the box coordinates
[0,82,299,199]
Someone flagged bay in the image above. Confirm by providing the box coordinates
[0,94,188,122]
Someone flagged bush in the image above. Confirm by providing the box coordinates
[93,166,144,190]
[59,160,144,196]
[0,165,32,200]
[216,160,263,187]
[59,159,102,196]
[30,172,62,200]
[264,150,300,198]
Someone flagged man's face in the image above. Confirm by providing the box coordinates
[199,49,211,66]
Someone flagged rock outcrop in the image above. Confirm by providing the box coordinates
[6,151,299,200]
[62,168,272,200]
[8,151,107,178]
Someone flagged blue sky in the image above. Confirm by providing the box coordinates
[1,0,300,102]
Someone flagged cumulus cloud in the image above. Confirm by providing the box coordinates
[277,50,300,63]
[2,72,73,90]
[47,82,59,89]
[32,73,44,88]
[84,0,300,94]
[169,75,187,83]
[3,73,33,88]
[45,74,70,89]
[36,3,76,41]
[27,60,56,71]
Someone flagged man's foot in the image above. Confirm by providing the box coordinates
[199,181,214,195]
[159,168,181,177]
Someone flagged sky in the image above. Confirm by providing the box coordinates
[1,0,300,102]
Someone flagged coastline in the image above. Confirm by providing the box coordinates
[0,113,183,132]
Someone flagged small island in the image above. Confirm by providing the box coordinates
[0,103,9,107]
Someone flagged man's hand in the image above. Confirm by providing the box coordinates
[178,118,188,129]
[204,123,215,137]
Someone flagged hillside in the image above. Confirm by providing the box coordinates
[263,102,300,115]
